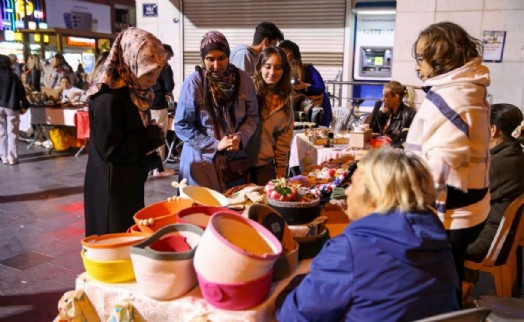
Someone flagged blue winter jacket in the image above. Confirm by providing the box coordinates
[277,210,459,322]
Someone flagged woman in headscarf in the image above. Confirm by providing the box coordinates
[174,31,259,192]
[84,27,167,236]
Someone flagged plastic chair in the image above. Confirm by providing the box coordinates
[412,308,491,322]
[464,193,524,297]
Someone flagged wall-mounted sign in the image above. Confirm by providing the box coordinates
[483,30,506,63]
[143,3,158,17]
[67,36,95,47]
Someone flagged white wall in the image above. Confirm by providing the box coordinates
[393,0,524,110]
[135,0,182,100]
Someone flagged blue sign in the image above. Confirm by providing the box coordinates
[143,3,158,17]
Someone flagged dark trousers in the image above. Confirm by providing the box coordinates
[250,163,277,186]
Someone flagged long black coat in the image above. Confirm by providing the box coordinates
[84,86,157,236]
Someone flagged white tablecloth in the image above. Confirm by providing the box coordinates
[289,133,359,171]
[75,260,311,322]
[20,106,83,132]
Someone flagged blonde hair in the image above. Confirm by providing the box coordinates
[384,81,417,109]
[27,54,42,70]
[358,148,435,213]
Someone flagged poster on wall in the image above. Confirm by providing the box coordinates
[482,30,506,63]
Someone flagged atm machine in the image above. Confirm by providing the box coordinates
[358,47,392,79]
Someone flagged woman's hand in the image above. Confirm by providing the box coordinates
[229,133,241,151]
[217,136,233,151]
[293,80,310,91]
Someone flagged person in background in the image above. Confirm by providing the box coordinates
[59,76,84,103]
[229,21,284,78]
[278,40,332,127]
[174,31,258,192]
[86,51,110,87]
[150,44,176,177]
[463,103,524,301]
[75,63,86,89]
[0,54,29,165]
[84,27,167,236]
[8,54,24,78]
[276,148,459,321]
[404,22,491,301]
[247,47,293,185]
[370,80,416,147]
[49,53,75,89]
[25,54,42,92]
[41,59,53,88]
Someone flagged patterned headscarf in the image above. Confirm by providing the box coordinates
[200,30,230,60]
[87,27,166,125]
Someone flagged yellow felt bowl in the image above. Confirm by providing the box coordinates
[81,250,135,283]
[179,186,229,207]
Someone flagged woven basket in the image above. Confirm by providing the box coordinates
[176,206,238,229]
[81,250,135,283]
[133,198,194,233]
[267,198,320,225]
[82,232,150,261]
[179,186,229,207]
[130,224,204,300]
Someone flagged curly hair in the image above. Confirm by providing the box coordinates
[254,47,292,118]
[412,21,483,77]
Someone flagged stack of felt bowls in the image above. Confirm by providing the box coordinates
[81,232,150,283]
[179,186,229,207]
[176,206,239,229]
[133,198,195,233]
[247,204,299,281]
[130,224,204,300]
[193,212,282,310]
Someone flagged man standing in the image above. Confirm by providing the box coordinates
[230,21,284,77]
[150,44,176,177]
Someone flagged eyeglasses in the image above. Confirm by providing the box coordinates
[415,55,424,66]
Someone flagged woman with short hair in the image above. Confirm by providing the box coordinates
[276,148,459,321]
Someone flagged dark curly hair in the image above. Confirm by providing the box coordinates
[412,22,483,77]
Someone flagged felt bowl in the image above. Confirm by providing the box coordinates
[194,212,282,284]
[81,233,150,261]
[267,198,320,225]
[179,186,229,207]
[81,250,135,283]
[176,206,239,229]
[133,198,195,233]
[294,224,330,259]
[130,224,204,300]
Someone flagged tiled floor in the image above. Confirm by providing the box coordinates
[0,142,178,321]
[0,141,522,321]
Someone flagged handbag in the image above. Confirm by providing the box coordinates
[220,157,251,183]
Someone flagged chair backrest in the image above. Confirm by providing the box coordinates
[413,307,491,322]
[483,193,524,266]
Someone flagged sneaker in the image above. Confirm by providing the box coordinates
[1,158,8,164]
[8,159,18,165]
[152,169,176,177]
[43,141,54,149]
[34,140,44,146]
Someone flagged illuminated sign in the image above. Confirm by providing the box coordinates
[1,0,46,42]
[67,36,95,47]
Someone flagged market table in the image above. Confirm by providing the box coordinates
[289,133,366,172]
[20,106,89,156]
[74,205,349,321]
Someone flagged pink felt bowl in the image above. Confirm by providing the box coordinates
[81,233,150,261]
[130,224,204,301]
[194,212,282,284]
[133,198,194,233]
[197,270,273,310]
[176,206,239,229]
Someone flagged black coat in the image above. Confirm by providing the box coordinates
[0,70,28,110]
[150,65,175,110]
[84,86,159,236]
[370,102,416,145]
[467,141,524,262]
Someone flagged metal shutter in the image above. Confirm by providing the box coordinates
[181,0,347,81]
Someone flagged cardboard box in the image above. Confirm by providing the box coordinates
[349,129,372,148]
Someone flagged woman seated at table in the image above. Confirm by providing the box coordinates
[59,76,85,104]
[370,81,416,146]
[276,148,459,321]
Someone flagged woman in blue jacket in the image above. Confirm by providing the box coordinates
[276,148,459,321]
[174,31,259,192]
